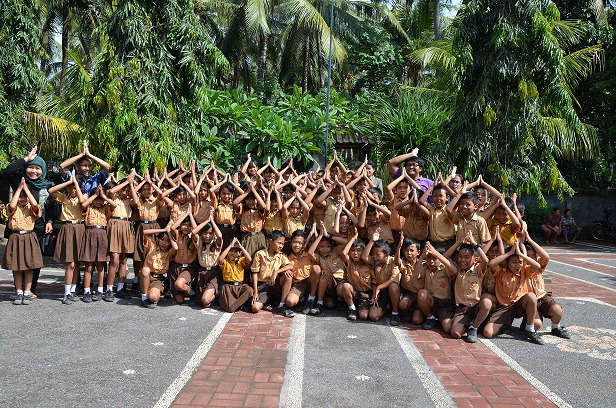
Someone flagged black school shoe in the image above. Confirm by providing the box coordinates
[279,305,296,318]
[302,298,315,314]
[82,292,93,303]
[93,291,103,302]
[347,308,357,321]
[466,327,478,343]
[524,329,545,345]
[141,299,157,308]
[422,318,438,330]
[390,314,401,326]
[62,295,73,305]
[22,293,32,305]
[309,303,325,315]
[551,326,571,339]
[104,289,115,302]
[116,288,132,300]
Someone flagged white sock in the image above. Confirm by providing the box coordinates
[392,312,398,316]
[64,285,71,296]
[427,315,437,320]
[317,300,324,305]
[17,290,24,295]
[84,288,91,294]
[117,282,124,291]
[106,285,113,292]
[349,304,356,311]
[525,324,536,332]
[308,295,315,301]
[278,302,285,308]
[24,290,31,296]
[97,286,103,294]
[70,284,76,293]
[141,294,148,301]
[552,322,561,330]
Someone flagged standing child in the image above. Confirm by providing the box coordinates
[338,234,372,321]
[194,173,216,224]
[420,179,456,247]
[386,173,414,244]
[192,215,224,308]
[282,192,310,237]
[279,230,317,317]
[235,184,267,257]
[447,234,491,343]
[170,209,198,305]
[77,185,116,302]
[417,242,456,333]
[2,178,44,305]
[211,176,242,247]
[251,230,292,313]
[140,226,178,308]
[395,236,425,325]
[362,231,400,323]
[446,191,491,245]
[104,176,136,301]
[49,173,84,304]
[218,238,254,312]
[395,189,430,242]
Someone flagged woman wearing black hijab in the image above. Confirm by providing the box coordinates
[2,146,53,296]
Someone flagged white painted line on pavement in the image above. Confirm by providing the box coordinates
[390,326,455,408]
[547,270,616,293]
[480,339,572,408]
[549,260,615,277]
[153,312,233,408]
[571,241,616,251]
[559,297,616,309]
[575,258,616,269]
[279,314,306,408]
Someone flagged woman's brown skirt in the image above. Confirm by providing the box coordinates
[54,223,85,263]
[79,227,110,262]
[134,221,159,262]
[2,232,44,271]
[197,266,222,296]
[108,219,135,254]
[241,231,266,258]
[219,283,254,312]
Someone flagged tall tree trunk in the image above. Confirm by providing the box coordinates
[301,37,309,93]
[433,0,441,40]
[257,32,267,83]
[233,65,240,88]
[60,6,70,98]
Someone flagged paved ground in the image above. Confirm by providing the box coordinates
[1,240,615,407]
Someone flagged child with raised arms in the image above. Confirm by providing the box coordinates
[338,233,372,321]
[395,236,425,325]
[140,225,178,308]
[218,238,254,313]
[192,214,224,308]
[251,230,292,313]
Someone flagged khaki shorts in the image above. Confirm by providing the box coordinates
[289,279,310,298]
[537,293,558,319]
[431,297,456,321]
[149,274,167,293]
[452,302,480,327]
[256,279,282,304]
[487,296,527,326]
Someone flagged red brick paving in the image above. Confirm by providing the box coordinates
[171,311,292,408]
[545,271,616,305]
[402,324,557,407]
[549,254,616,276]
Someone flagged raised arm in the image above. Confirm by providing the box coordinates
[489,244,516,272]
[425,241,455,275]
[48,178,74,198]
[525,233,549,269]
[83,141,110,174]
[386,148,419,177]
[362,228,380,264]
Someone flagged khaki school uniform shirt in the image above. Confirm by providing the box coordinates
[264,210,283,234]
[145,247,174,275]
[372,256,400,286]
[399,260,424,293]
[428,204,455,242]
[346,260,372,292]
[324,197,349,233]
[494,266,532,306]
[54,192,84,222]
[240,209,264,233]
[456,213,491,243]
[85,205,110,227]
[454,263,485,307]
[315,251,345,280]
[388,196,406,231]
[526,265,547,299]
[251,250,290,282]
[401,207,429,241]
[424,263,453,300]
[197,238,220,268]
[215,203,236,225]
[8,204,40,230]
[482,268,496,295]
[222,257,247,282]
[174,234,197,264]
[137,196,161,221]
[289,252,312,282]
[283,214,305,237]
[112,198,132,218]
[194,199,213,223]
[170,202,190,225]
[365,220,394,243]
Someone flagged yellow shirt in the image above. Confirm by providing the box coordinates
[283,214,305,237]
[54,193,84,222]
[456,213,491,243]
[251,250,290,282]
[487,218,519,247]
[222,257,248,282]
[454,263,485,307]
[428,204,455,242]
[263,210,284,234]
[289,252,312,282]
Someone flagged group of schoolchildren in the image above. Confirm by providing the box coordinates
[2,144,571,345]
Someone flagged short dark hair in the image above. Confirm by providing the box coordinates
[366,160,374,167]
[351,238,367,248]
[291,230,308,240]
[76,156,92,166]
[431,243,446,255]
[458,243,476,255]
[368,187,383,197]
[460,192,479,205]
[517,202,526,213]
[366,205,377,214]
[401,238,421,253]
[268,230,286,241]
[372,239,391,255]
[552,207,560,213]
[433,184,448,196]
[396,179,411,188]
[503,197,515,211]
[403,157,424,169]
[220,182,236,195]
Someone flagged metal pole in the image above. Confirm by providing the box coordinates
[323,0,334,167]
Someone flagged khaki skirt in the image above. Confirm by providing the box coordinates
[79,227,110,262]
[54,223,85,263]
[197,266,222,296]
[108,219,135,254]
[241,231,266,258]
[219,283,253,313]
[134,221,159,262]
[2,232,44,271]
